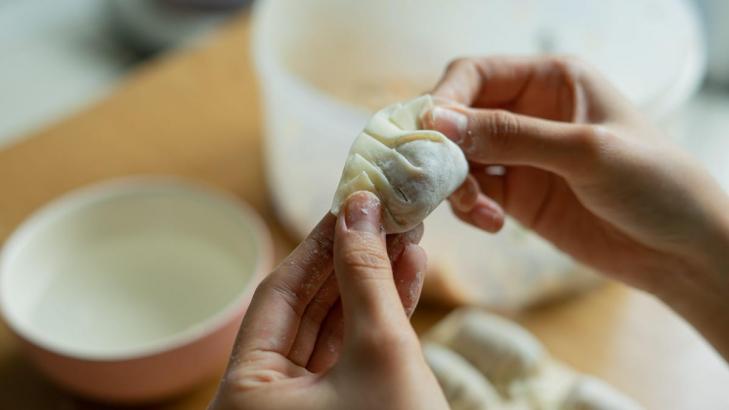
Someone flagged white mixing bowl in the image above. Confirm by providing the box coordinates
[0,178,272,402]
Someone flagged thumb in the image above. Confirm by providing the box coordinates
[334,192,410,335]
[425,106,604,178]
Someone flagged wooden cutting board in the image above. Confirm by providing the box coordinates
[0,12,727,410]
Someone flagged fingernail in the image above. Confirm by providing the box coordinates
[450,178,479,213]
[451,190,473,213]
[345,191,382,234]
[430,107,468,143]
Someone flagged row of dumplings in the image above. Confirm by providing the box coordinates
[423,309,644,410]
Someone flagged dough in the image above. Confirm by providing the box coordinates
[521,360,580,410]
[330,95,468,233]
[425,309,546,395]
[423,343,501,410]
[423,309,643,410]
[561,376,644,410]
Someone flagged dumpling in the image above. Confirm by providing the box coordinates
[425,309,546,396]
[330,95,468,233]
[561,376,644,410]
[423,343,501,410]
[423,309,643,410]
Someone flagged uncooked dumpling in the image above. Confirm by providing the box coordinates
[423,309,643,410]
[330,95,468,233]
[561,376,644,410]
[423,343,501,410]
[425,309,546,396]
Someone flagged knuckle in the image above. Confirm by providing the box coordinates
[355,327,419,363]
[543,56,597,122]
[341,244,391,273]
[546,55,589,85]
[254,274,278,297]
[256,273,303,314]
[306,226,335,253]
[228,369,283,393]
[490,110,521,135]
[445,57,474,73]
[478,110,521,155]
[257,272,285,294]
[224,351,285,393]
[547,55,583,74]
[566,125,615,175]
[573,124,610,154]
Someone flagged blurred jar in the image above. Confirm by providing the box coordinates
[695,0,729,86]
[108,0,251,57]
[252,0,704,308]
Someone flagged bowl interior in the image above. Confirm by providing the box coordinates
[1,181,266,359]
[256,0,704,117]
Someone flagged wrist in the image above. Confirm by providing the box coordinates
[661,206,729,294]
[656,218,729,361]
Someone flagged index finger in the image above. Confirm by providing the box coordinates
[230,213,337,358]
[432,55,632,122]
[432,56,540,107]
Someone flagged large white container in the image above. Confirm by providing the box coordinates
[252,0,704,307]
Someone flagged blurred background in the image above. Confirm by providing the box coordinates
[0,0,726,180]
[0,0,727,213]
[0,0,727,155]
[0,0,247,148]
[1,0,729,408]
[3,0,729,307]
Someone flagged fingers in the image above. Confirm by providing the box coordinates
[425,105,607,179]
[432,55,635,122]
[287,272,340,367]
[392,244,427,317]
[432,56,540,106]
[229,214,336,359]
[306,192,423,373]
[450,174,481,213]
[306,243,426,373]
[306,302,344,373]
[289,216,423,369]
[261,221,424,368]
[448,174,505,232]
[334,191,410,334]
[387,223,424,262]
[471,169,507,206]
[451,192,505,233]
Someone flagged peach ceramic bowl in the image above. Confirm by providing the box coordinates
[0,179,273,403]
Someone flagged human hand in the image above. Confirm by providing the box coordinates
[423,56,729,358]
[209,192,448,410]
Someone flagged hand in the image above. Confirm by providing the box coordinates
[209,192,448,410]
[423,56,729,359]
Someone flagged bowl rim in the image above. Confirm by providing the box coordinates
[250,0,705,121]
[0,177,273,362]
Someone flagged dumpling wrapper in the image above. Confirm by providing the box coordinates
[561,376,644,410]
[330,95,468,233]
[424,308,547,396]
[423,342,501,410]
